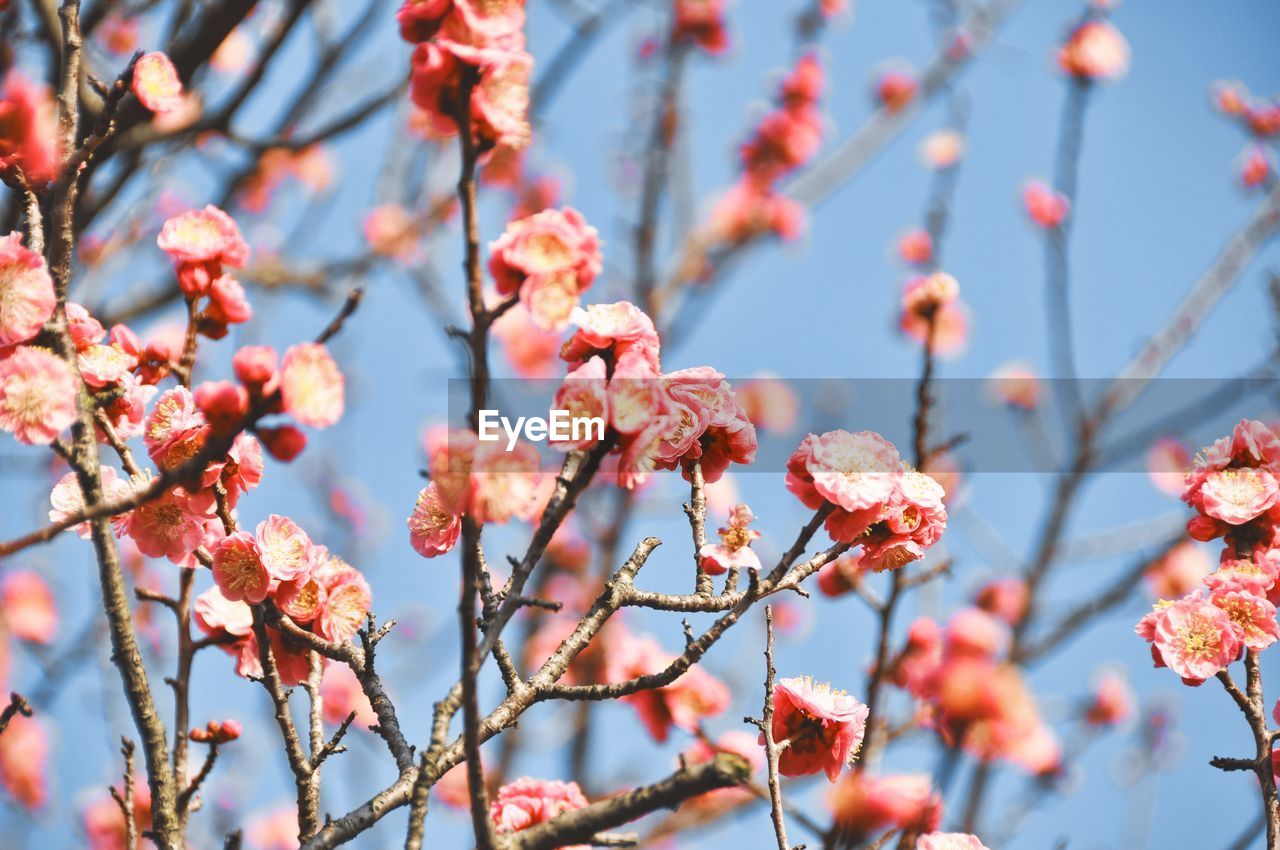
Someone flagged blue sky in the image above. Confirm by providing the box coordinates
[4,1,1280,847]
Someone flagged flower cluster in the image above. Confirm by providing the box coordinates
[196,540,372,685]
[709,53,825,243]
[887,609,1060,774]
[787,429,947,571]
[399,0,532,153]
[769,676,869,781]
[490,777,589,846]
[488,207,602,330]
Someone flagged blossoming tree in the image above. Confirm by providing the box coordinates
[0,1,1278,849]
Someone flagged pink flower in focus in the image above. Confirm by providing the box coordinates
[280,342,345,429]
[1210,586,1280,651]
[488,207,602,331]
[1198,467,1279,525]
[194,585,253,638]
[211,531,271,604]
[120,486,209,564]
[805,430,901,512]
[1136,592,1242,684]
[698,503,762,575]
[491,777,589,844]
[551,355,609,451]
[0,571,56,643]
[255,515,314,584]
[408,482,462,558]
[49,465,131,538]
[157,205,249,267]
[0,346,78,445]
[561,301,661,372]
[316,568,372,644]
[1057,19,1129,81]
[771,676,868,781]
[132,52,185,113]
[0,232,55,346]
[1022,180,1069,229]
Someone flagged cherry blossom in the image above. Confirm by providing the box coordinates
[0,345,78,445]
[491,777,589,845]
[132,52,185,113]
[1057,19,1129,81]
[771,676,869,781]
[0,232,55,346]
[280,342,345,429]
[698,503,762,575]
[0,571,56,644]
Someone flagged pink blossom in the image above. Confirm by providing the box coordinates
[551,356,609,451]
[233,344,280,391]
[0,714,47,809]
[875,68,918,114]
[0,346,78,445]
[1204,558,1279,596]
[321,663,377,727]
[561,301,661,372]
[120,486,209,563]
[206,274,253,325]
[157,205,249,267]
[84,779,151,849]
[317,570,372,643]
[987,362,1040,410]
[801,430,900,512]
[49,465,131,538]
[493,302,562,378]
[919,130,965,169]
[1137,592,1242,684]
[828,772,943,835]
[682,730,763,810]
[1023,180,1069,229]
[194,585,253,638]
[274,575,327,624]
[817,553,866,598]
[698,503,762,575]
[397,0,452,43]
[0,71,58,183]
[1084,670,1133,726]
[256,515,315,582]
[132,52,185,113]
[1147,437,1191,496]
[917,833,990,850]
[65,302,105,349]
[363,204,420,261]
[974,577,1029,626]
[77,343,133,389]
[1210,586,1280,650]
[470,439,543,524]
[897,229,934,266]
[610,635,730,741]
[1240,145,1273,189]
[1057,19,1129,81]
[491,777,589,843]
[489,208,601,330]
[1198,467,1279,525]
[736,375,799,433]
[280,343,345,429]
[0,571,56,644]
[408,482,462,558]
[1144,542,1212,598]
[771,676,869,781]
[0,232,55,346]
[945,608,1009,661]
[212,531,271,603]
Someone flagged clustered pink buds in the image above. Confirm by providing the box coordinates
[709,53,825,244]
[769,676,869,781]
[787,429,947,571]
[672,0,730,54]
[399,0,532,153]
[188,719,243,744]
[874,67,919,114]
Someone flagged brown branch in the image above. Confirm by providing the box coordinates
[506,753,752,850]
[109,738,138,850]
[0,693,32,736]
[754,607,792,850]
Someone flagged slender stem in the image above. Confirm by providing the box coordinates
[760,607,792,850]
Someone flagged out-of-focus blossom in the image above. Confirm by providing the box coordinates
[986,362,1040,410]
[492,302,562,378]
[1057,19,1129,81]
[0,713,46,809]
[974,577,1028,626]
[321,663,378,727]
[0,232,55,346]
[1144,542,1211,598]
[897,228,934,266]
[683,730,763,811]
[0,345,79,445]
[874,67,918,114]
[1023,180,1069,229]
[280,343,345,429]
[919,130,965,170]
[1,571,56,643]
[0,72,58,183]
[132,52,185,113]
[900,272,968,355]
[917,833,991,850]
[363,204,420,261]
[1239,145,1273,189]
[490,777,589,844]
[736,375,799,433]
[673,0,729,54]
[828,772,943,836]
[1084,670,1134,726]
[1147,437,1191,497]
[608,635,730,741]
[84,779,151,850]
